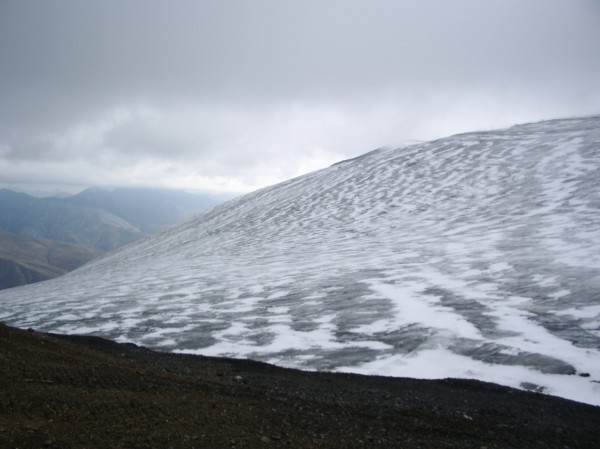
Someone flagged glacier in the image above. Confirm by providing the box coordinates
[1,115,599,405]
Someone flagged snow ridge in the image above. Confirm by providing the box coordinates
[1,116,599,405]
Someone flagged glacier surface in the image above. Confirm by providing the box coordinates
[1,116,599,405]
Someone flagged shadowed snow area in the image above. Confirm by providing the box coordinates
[1,116,599,405]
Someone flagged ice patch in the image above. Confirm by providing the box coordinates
[370,281,482,340]
[335,347,600,406]
[549,289,571,299]
[267,306,289,314]
[553,305,600,319]
[489,262,512,272]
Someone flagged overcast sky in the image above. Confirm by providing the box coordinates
[1,0,599,194]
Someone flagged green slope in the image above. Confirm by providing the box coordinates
[0,230,102,290]
[0,189,147,251]
[65,186,229,233]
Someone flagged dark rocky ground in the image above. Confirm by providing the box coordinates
[0,322,598,448]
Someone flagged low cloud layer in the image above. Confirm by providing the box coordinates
[1,0,599,193]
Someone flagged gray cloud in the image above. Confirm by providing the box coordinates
[1,0,599,193]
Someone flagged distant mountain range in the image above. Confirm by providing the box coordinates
[0,189,146,252]
[0,230,101,290]
[64,186,226,234]
[0,187,231,289]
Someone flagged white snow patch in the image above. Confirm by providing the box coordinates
[336,347,600,406]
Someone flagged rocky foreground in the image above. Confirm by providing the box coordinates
[0,322,599,448]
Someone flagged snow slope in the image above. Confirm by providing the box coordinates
[1,116,599,405]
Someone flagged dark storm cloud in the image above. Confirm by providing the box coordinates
[1,0,599,192]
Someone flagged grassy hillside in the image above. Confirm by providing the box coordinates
[65,186,228,233]
[0,189,146,251]
[0,187,230,289]
[0,230,102,290]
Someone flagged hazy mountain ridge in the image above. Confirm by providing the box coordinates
[0,187,230,288]
[1,116,599,405]
[0,230,102,290]
[64,186,226,233]
[0,189,146,251]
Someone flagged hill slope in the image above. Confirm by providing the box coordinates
[0,189,146,251]
[0,230,102,290]
[64,187,226,233]
[1,116,599,405]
